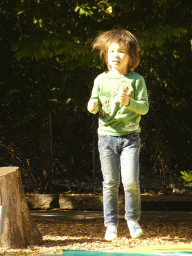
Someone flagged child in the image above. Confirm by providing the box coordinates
[87,29,149,241]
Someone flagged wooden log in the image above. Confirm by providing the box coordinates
[0,167,42,249]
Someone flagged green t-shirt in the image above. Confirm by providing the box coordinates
[89,71,149,136]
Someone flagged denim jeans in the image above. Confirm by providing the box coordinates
[98,133,141,227]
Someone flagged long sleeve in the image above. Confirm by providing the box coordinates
[88,75,102,114]
[87,71,149,136]
[127,76,149,115]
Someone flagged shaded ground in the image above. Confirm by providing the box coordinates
[0,211,192,255]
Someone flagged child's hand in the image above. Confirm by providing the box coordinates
[87,99,98,112]
[118,90,130,106]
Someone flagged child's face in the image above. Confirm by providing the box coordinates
[107,42,129,74]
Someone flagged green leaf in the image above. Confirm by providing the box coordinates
[66,98,72,104]
[181,171,192,187]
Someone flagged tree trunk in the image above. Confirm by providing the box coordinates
[40,110,53,191]
[0,167,42,249]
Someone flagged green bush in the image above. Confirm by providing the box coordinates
[181,171,192,187]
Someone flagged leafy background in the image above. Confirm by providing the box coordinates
[0,0,192,193]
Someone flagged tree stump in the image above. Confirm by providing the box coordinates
[0,167,42,248]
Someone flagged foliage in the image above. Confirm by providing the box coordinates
[181,171,192,187]
[0,0,192,192]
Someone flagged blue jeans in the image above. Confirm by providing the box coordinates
[98,133,141,227]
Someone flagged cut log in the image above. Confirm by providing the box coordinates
[0,167,42,249]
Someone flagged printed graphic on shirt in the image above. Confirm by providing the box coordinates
[99,80,134,120]
[122,122,140,132]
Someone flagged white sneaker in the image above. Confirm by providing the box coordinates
[128,220,143,238]
[105,225,117,241]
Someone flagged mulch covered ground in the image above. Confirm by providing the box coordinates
[0,211,192,256]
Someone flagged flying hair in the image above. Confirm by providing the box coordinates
[92,29,140,71]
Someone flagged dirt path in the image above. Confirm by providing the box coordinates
[0,210,191,255]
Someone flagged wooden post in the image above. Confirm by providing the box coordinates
[0,167,42,248]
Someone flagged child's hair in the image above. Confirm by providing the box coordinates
[92,29,140,72]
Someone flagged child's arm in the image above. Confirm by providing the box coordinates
[87,99,99,112]
[118,91,130,106]
[123,77,149,115]
[87,75,102,114]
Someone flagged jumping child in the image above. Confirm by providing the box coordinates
[87,29,149,241]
